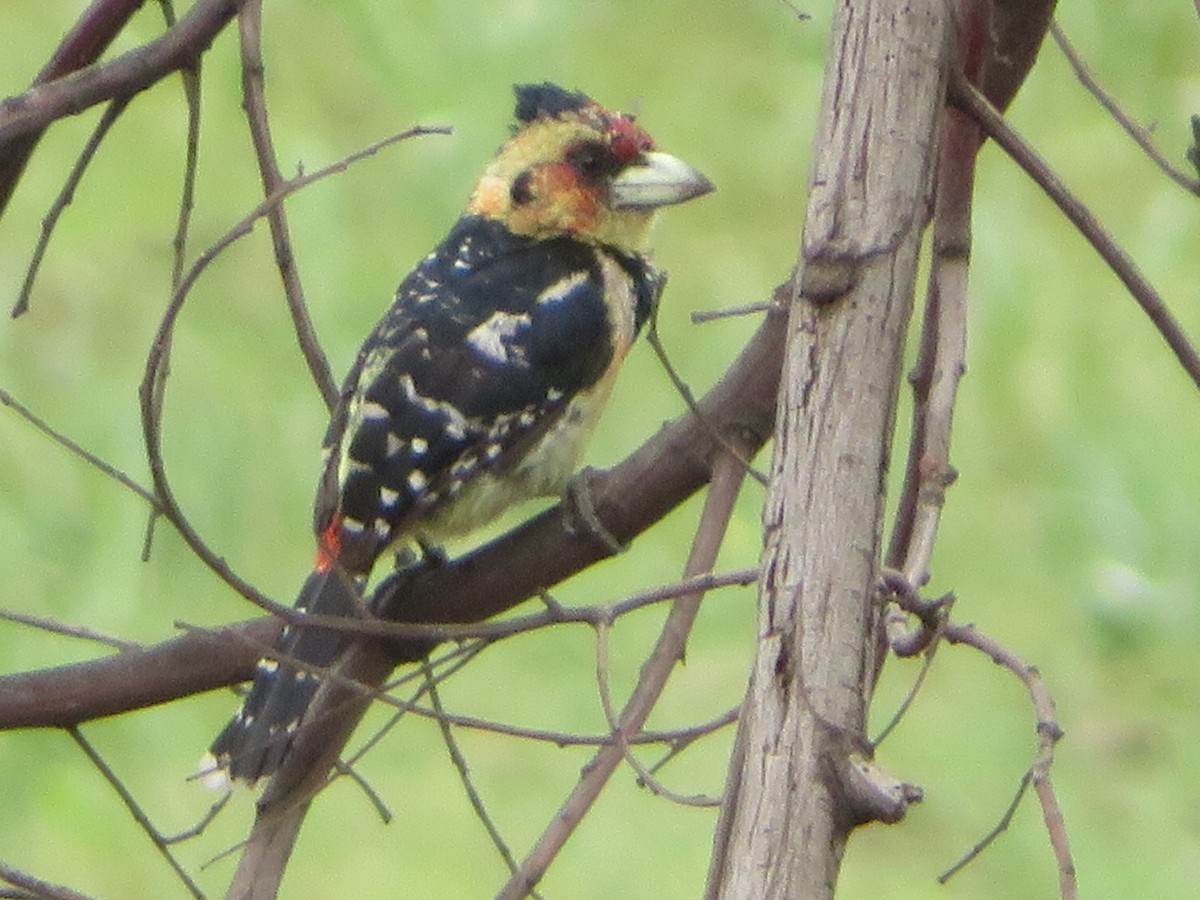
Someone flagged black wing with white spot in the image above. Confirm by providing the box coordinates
[317,215,637,571]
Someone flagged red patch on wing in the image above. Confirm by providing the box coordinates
[314,518,342,572]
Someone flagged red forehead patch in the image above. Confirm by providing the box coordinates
[607,115,655,163]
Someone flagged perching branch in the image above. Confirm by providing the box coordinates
[225,308,784,899]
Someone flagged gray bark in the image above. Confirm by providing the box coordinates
[707,1,951,896]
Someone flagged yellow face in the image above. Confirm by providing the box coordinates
[467,117,660,250]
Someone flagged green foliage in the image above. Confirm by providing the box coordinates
[2,3,1199,898]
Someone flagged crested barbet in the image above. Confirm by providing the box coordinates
[205,82,713,784]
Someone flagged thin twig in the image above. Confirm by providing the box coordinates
[137,124,449,615]
[642,706,740,778]
[497,444,752,899]
[238,0,338,408]
[938,770,1033,883]
[67,727,204,898]
[593,623,721,808]
[423,660,538,895]
[950,75,1200,394]
[0,385,159,509]
[227,566,758,646]
[690,300,779,324]
[12,97,129,317]
[338,640,486,775]
[939,620,1075,898]
[161,793,231,844]
[1050,21,1200,197]
[646,317,768,487]
[161,0,203,294]
[0,862,90,900]
[0,607,140,653]
[177,569,757,745]
[139,0,204,562]
[334,762,393,825]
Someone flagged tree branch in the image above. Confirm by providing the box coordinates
[707,1,949,895]
[0,0,148,218]
[224,308,784,899]
[237,0,338,409]
[0,310,783,731]
[0,0,244,149]
[0,619,279,728]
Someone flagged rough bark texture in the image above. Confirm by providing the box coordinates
[706,1,950,896]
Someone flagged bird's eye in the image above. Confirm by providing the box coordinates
[567,141,617,181]
[510,170,535,205]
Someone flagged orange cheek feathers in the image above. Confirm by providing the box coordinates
[514,164,599,236]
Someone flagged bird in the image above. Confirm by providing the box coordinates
[204,81,713,785]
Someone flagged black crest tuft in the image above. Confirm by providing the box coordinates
[513,83,593,124]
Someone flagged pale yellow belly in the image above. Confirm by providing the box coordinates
[415,372,617,542]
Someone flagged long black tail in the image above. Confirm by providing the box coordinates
[207,566,362,784]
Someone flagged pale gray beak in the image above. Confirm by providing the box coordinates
[610,151,715,209]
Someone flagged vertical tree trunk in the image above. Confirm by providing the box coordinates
[707,1,950,896]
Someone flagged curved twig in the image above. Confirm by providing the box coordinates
[136,124,450,615]
[939,621,1075,898]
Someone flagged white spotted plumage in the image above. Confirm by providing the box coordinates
[207,80,711,784]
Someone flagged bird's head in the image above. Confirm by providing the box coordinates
[467,82,713,251]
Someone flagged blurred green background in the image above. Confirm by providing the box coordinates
[2,3,1199,898]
